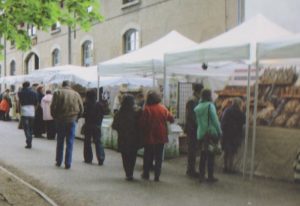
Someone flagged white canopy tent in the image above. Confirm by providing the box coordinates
[48,66,155,88]
[165,14,293,66]
[164,14,295,179]
[97,30,198,86]
[258,34,300,60]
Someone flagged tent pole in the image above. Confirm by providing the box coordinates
[163,60,167,105]
[250,59,259,180]
[242,64,251,179]
[97,64,100,101]
[152,60,156,88]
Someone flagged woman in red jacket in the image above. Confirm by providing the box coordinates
[141,91,174,181]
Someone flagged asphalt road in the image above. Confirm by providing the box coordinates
[0,121,299,206]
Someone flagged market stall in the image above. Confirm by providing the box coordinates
[96,31,198,157]
[164,14,296,179]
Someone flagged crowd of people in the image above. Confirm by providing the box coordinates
[185,83,245,183]
[2,80,248,183]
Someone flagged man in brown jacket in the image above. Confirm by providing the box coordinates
[51,80,83,169]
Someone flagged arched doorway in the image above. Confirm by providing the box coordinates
[25,52,39,74]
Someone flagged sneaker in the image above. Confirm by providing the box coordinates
[98,160,104,166]
[65,165,71,169]
[207,177,218,183]
[25,145,32,149]
[55,163,61,167]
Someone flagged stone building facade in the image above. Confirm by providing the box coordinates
[0,0,243,78]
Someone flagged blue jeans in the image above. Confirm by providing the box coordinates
[84,125,105,164]
[21,116,34,146]
[56,121,76,167]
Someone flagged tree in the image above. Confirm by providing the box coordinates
[0,0,103,52]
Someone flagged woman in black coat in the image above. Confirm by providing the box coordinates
[112,94,142,181]
[83,89,105,165]
[221,97,245,173]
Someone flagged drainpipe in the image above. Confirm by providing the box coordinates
[225,0,228,31]
[4,38,7,89]
[68,26,72,64]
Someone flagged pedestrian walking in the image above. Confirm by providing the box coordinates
[0,89,12,121]
[112,94,142,181]
[141,91,174,182]
[40,90,56,140]
[221,97,245,174]
[34,85,45,138]
[194,89,222,183]
[17,82,38,149]
[83,89,105,166]
[51,81,83,169]
[185,83,203,178]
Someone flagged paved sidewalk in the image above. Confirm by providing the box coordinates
[0,121,299,206]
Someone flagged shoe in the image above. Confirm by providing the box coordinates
[207,177,218,183]
[141,173,149,180]
[55,163,61,167]
[154,176,160,182]
[98,160,104,166]
[126,176,134,181]
[223,168,230,174]
[186,171,200,178]
[65,165,71,169]
[84,161,92,164]
[25,145,32,149]
[199,176,205,183]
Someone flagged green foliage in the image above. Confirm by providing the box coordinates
[0,0,103,52]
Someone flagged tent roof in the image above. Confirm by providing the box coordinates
[98,31,198,75]
[258,33,300,60]
[165,14,294,66]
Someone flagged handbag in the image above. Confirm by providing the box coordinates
[204,104,222,155]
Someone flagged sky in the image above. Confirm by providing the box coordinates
[245,0,300,33]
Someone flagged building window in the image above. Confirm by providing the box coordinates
[27,25,37,37]
[122,0,140,8]
[10,40,15,49]
[52,49,60,66]
[51,22,61,34]
[10,60,16,76]
[123,29,139,53]
[82,40,93,67]
[123,0,135,3]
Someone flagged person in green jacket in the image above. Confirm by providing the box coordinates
[194,89,222,183]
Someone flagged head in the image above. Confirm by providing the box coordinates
[86,89,97,102]
[120,94,135,111]
[201,89,212,102]
[46,90,52,95]
[146,90,161,105]
[192,83,203,98]
[232,97,243,110]
[37,86,44,93]
[22,81,30,89]
[5,89,10,93]
[62,80,71,88]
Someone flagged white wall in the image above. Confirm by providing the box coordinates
[246,0,300,32]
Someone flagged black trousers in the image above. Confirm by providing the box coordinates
[45,120,56,139]
[121,150,138,178]
[143,144,164,179]
[84,125,105,164]
[199,151,215,179]
[187,134,198,173]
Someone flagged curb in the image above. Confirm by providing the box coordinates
[0,166,59,206]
